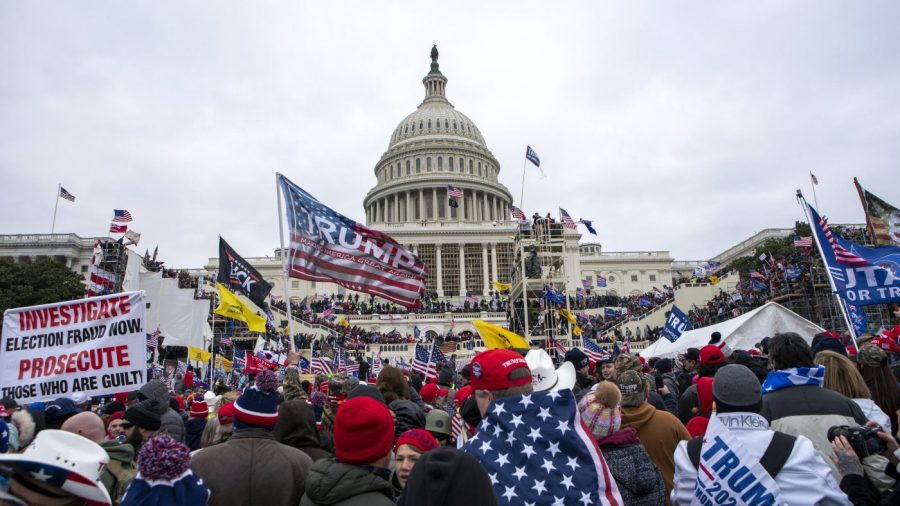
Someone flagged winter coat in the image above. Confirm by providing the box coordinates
[760,383,867,480]
[677,383,699,424]
[192,428,313,506]
[389,400,426,440]
[10,409,35,449]
[621,402,691,501]
[100,439,136,504]
[185,418,207,452]
[671,412,849,505]
[853,398,892,434]
[138,380,185,443]
[300,457,395,506]
[596,427,666,506]
[273,399,331,462]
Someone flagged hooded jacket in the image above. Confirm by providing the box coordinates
[596,427,666,506]
[274,399,331,462]
[139,380,185,443]
[185,417,207,451]
[389,400,426,440]
[398,447,497,506]
[621,402,691,500]
[300,457,395,506]
[100,438,136,503]
[853,398,892,434]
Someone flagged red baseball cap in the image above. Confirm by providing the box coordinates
[470,349,531,391]
[699,345,726,365]
[454,385,474,408]
[747,349,761,358]
[870,337,900,353]
[420,383,449,404]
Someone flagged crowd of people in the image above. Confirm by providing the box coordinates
[3,306,900,505]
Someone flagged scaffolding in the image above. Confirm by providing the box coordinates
[89,239,129,295]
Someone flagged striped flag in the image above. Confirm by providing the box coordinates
[582,335,610,363]
[559,207,577,229]
[311,349,332,375]
[109,223,127,234]
[279,174,426,309]
[146,330,160,349]
[810,172,818,185]
[447,185,464,198]
[59,186,76,202]
[811,204,869,266]
[621,334,631,354]
[233,347,246,373]
[793,235,812,248]
[439,341,458,354]
[510,206,527,222]
[451,412,463,439]
[112,209,133,222]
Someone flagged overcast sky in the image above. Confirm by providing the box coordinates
[2,1,897,269]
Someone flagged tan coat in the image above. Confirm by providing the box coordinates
[621,402,690,502]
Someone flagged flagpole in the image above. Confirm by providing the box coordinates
[51,184,60,234]
[796,190,858,347]
[275,173,297,353]
[519,157,527,211]
[809,172,819,210]
[852,177,877,246]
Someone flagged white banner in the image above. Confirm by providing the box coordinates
[1,291,147,403]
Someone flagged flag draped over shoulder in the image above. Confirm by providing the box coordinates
[218,237,273,309]
[278,174,426,309]
[472,320,530,350]
[462,390,623,505]
[214,283,267,332]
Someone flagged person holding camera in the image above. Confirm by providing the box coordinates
[672,364,849,505]
[830,421,900,504]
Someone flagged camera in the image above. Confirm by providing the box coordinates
[827,425,887,458]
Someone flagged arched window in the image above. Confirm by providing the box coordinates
[427,157,432,171]
[416,158,421,173]
[406,160,411,175]
[469,160,473,174]
[478,162,482,176]
[427,119,431,129]
[437,157,443,171]
[449,157,454,171]
[445,119,449,129]
[419,121,423,130]
[453,121,457,130]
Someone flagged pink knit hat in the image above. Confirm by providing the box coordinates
[578,382,622,439]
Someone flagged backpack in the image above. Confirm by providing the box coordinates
[105,458,137,504]
[687,431,796,478]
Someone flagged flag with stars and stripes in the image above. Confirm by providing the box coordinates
[311,349,332,375]
[621,334,631,354]
[461,389,623,505]
[112,209,133,222]
[146,330,160,349]
[793,235,812,248]
[59,186,76,202]
[511,206,527,222]
[447,185,464,199]
[278,174,427,309]
[581,336,610,363]
[558,208,577,229]
[810,204,868,266]
[412,343,444,380]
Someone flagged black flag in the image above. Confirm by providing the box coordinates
[218,237,272,309]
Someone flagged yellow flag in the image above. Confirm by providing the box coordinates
[337,316,350,328]
[710,276,720,285]
[472,320,531,350]
[188,346,211,363]
[214,283,267,332]
[215,355,233,372]
[558,308,576,325]
[573,325,583,337]
[492,281,511,292]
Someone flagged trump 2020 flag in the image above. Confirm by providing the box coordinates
[278,174,426,308]
[462,389,623,505]
[661,305,692,343]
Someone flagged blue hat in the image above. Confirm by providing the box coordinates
[121,434,210,506]
[564,348,590,370]
[234,369,280,430]
[44,398,82,427]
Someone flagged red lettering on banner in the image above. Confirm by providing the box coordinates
[16,295,135,331]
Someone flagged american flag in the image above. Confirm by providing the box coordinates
[112,209,133,222]
[525,145,541,167]
[621,334,631,354]
[559,208,577,229]
[412,343,444,380]
[809,203,869,266]
[581,279,592,290]
[810,172,819,185]
[279,174,427,309]
[109,223,127,234]
[439,341,458,354]
[311,349,332,375]
[749,270,767,281]
[146,330,160,349]
[322,308,333,319]
[370,350,382,378]
[447,185,464,199]
[546,336,568,355]
[59,186,76,202]
[220,336,233,347]
[462,390,623,505]
[511,206,527,222]
[451,412,463,440]
[582,336,610,363]
[793,235,813,248]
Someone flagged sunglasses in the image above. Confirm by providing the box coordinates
[121,422,134,430]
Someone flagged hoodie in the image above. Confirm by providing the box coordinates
[596,427,667,506]
[621,402,690,500]
[274,399,331,462]
[300,457,394,506]
[389,400,426,440]
[139,380,185,442]
[100,438,136,503]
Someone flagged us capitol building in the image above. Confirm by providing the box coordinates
[1,47,792,310]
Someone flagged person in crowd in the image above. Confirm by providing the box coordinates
[301,396,396,506]
[0,406,9,454]
[62,411,136,503]
[564,348,596,393]
[124,399,164,452]
[830,424,900,504]
[137,379,186,443]
[684,376,714,438]
[121,434,210,505]
[0,429,112,505]
[1,397,34,453]
[420,383,450,410]
[678,345,728,424]
[391,429,440,495]
[274,389,331,462]
[107,412,126,441]
[525,348,577,394]
[43,397,82,430]
[675,348,700,396]
[856,344,900,436]
[672,364,849,505]
[617,354,676,414]
[581,381,666,505]
[397,447,497,506]
[599,355,618,382]
[618,369,691,498]
[815,350,893,432]
[760,332,868,480]
[424,409,455,447]
[200,401,235,451]
[469,349,534,417]
[654,358,680,401]
[185,392,209,451]
[376,366,411,404]
[192,369,313,505]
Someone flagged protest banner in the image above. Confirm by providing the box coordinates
[1,291,147,403]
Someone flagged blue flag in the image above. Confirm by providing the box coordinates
[785,267,803,280]
[578,219,597,235]
[661,305,692,343]
[807,202,900,306]
[639,298,652,308]
[542,288,566,306]
[596,275,608,288]
[604,307,619,318]
[525,145,541,167]
[751,279,768,292]
[847,303,868,336]
[298,355,310,372]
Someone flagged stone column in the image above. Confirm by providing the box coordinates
[483,192,490,221]
[436,244,443,296]
[458,244,466,296]
[481,243,489,295]
[432,188,438,220]
[406,191,413,222]
[418,189,424,220]
[491,243,498,284]
[393,194,398,222]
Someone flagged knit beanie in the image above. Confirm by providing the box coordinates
[189,393,209,419]
[578,382,622,439]
[120,434,210,506]
[394,428,440,454]
[712,364,762,413]
[234,369,280,429]
[397,447,497,506]
[125,399,163,431]
[333,396,394,465]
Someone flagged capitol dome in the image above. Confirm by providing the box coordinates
[363,46,513,227]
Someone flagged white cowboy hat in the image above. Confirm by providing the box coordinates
[0,429,111,505]
[525,349,577,392]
